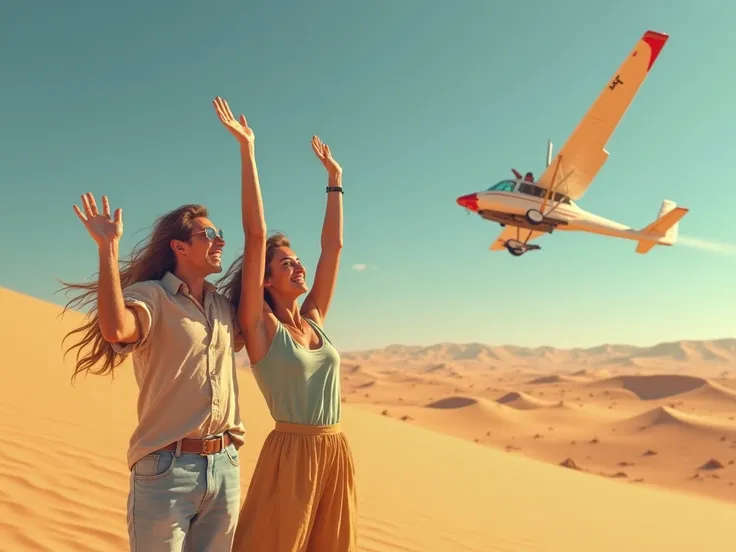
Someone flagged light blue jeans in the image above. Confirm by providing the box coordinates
[127,441,241,552]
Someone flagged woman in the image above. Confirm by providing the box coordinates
[212,96,357,552]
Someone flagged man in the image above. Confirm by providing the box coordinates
[62,192,245,552]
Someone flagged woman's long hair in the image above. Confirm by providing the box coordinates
[60,204,209,383]
[217,232,290,312]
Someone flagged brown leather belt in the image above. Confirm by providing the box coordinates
[161,433,232,455]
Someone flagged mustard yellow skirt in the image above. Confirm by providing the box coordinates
[232,421,357,552]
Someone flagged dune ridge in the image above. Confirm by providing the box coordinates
[585,374,736,405]
[586,374,709,399]
[496,391,558,410]
[528,374,585,385]
[612,405,736,435]
[420,395,522,428]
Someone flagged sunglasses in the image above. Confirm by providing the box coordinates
[194,227,224,241]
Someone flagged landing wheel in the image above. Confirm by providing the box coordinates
[505,239,527,256]
[526,209,544,225]
[504,239,542,257]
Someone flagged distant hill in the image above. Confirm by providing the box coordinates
[339,339,736,369]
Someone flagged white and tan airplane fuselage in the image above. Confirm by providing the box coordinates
[466,190,675,245]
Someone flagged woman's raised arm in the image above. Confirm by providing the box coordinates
[301,135,343,327]
[213,97,267,340]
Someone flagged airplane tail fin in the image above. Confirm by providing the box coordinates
[635,200,689,254]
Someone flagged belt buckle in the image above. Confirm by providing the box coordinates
[200,434,224,456]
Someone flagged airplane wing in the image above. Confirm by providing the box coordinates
[537,30,669,201]
[489,226,546,251]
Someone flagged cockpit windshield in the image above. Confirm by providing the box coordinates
[486,180,516,192]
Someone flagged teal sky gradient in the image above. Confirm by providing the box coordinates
[2,0,735,351]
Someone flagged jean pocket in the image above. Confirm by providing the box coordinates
[133,450,176,480]
[224,443,240,467]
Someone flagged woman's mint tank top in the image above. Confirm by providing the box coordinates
[250,317,342,426]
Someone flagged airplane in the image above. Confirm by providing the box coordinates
[455,30,688,257]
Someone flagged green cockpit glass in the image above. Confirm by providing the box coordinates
[487,180,516,192]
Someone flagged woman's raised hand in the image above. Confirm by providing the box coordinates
[213,96,255,147]
[73,193,123,248]
[311,135,342,176]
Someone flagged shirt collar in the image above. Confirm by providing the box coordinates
[162,271,215,296]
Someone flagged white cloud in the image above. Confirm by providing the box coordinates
[352,264,368,271]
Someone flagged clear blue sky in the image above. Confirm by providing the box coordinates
[2,0,735,351]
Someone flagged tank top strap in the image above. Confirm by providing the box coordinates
[270,319,283,338]
[254,319,295,370]
[303,317,333,346]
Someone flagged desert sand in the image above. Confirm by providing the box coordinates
[1,284,735,552]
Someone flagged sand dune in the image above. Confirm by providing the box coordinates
[583,375,736,418]
[675,380,736,406]
[569,368,608,378]
[425,396,479,409]
[612,405,736,436]
[593,387,642,401]
[3,285,736,551]
[496,391,558,410]
[528,374,585,385]
[420,395,522,427]
[586,374,713,400]
[341,339,736,506]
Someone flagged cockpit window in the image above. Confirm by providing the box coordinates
[487,180,516,192]
[518,183,571,204]
[518,183,546,198]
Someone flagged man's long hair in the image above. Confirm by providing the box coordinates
[59,204,208,383]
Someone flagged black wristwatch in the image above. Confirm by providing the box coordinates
[326,186,343,194]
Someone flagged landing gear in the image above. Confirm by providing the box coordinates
[504,239,541,257]
[525,209,544,225]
